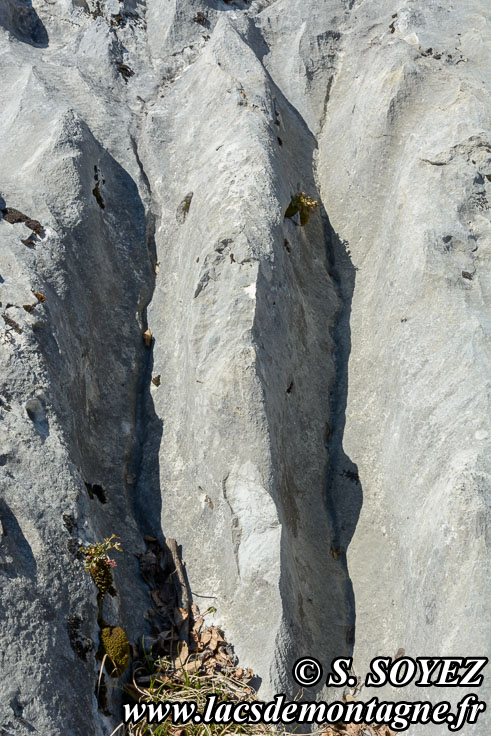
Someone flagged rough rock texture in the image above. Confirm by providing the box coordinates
[318,1,491,721]
[0,1,489,735]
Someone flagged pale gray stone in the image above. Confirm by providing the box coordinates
[0,0,489,734]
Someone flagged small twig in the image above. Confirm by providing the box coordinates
[165,538,192,643]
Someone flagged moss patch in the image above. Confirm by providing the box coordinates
[100,625,130,677]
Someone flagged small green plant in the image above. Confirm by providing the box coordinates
[100,625,130,677]
[285,191,319,226]
[79,534,122,600]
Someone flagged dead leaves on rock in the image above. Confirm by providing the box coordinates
[21,234,37,248]
[2,314,23,334]
[2,207,44,248]
[133,537,253,699]
[137,615,254,692]
[164,624,254,686]
[2,207,44,235]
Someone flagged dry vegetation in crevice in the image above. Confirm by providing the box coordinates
[106,537,394,736]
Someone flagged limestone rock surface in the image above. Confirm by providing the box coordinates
[0,1,489,735]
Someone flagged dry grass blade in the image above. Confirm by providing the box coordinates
[109,723,125,736]
[98,653,108,699]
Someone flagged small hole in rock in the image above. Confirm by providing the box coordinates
[25,398,49,436]
[85,482,107,504]
[63,514,76,533]
[92,184,105,210]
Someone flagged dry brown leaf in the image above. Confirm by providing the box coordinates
[214,652,230,666]
[191,603,200,618]
[205,626,224,653]
[183,659,201,675]
[143,328,152,347]
[190,625,201,641]
[178,641,189,662]
[174,607,189,628]
[172,641,189,670]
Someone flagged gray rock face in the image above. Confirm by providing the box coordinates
[0,1,489,735]
[317,1,491,725]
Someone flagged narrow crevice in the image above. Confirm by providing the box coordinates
[243,68,359,696]
[320,206,360,644]
[124,132,162,538]
[126,201,163,541]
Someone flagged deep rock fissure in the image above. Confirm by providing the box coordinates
[126,3,359,701]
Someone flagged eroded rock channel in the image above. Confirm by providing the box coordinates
[0,1,489,734]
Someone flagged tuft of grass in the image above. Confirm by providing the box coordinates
[121,667,284,735]
[112,658,394,736]
[109,538,394,736]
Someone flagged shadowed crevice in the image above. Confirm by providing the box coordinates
[0,0,49,48]
[249,64,362,696]
[0,500,38,579]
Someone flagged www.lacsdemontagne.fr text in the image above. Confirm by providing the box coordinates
[124,693,486,732]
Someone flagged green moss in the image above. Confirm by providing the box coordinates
[100,625,130,677]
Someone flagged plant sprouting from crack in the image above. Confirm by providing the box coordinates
[79,534,122,601]
[285,191,319,226]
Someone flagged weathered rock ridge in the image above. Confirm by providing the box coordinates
[0,1,489,734]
